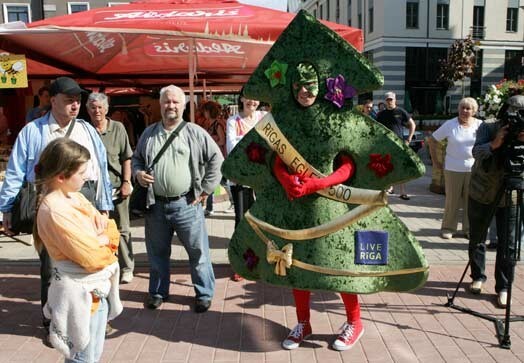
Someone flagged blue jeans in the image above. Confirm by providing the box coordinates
[145,196,215,301]
[65,297,108,363]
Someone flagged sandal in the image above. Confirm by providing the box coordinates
[399,194,410,200]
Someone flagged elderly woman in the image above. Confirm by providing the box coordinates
[428,97,483,239]
[86,92,135,284]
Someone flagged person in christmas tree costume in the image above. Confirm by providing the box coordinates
[222,11,428,351]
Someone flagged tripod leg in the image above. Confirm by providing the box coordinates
[498,187,523,349]
[445,261,471,307]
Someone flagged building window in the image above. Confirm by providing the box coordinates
[320,3,324,19]
[2,3,31,23]
[507,7,518,32]
[436,4,449,30]
[406,1,419,29]
[68,2,89,14]
[108,2,130,6]
[470,49,483,99]
[368,5,374,33]
[357,0,362,29]
[347,0,352,26]
[504,50,523,81]
[336,0,340,23]
[327,0,330,20]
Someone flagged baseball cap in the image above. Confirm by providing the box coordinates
[49,77,85,96]
[384,92,396,101]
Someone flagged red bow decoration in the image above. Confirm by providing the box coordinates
[367,153,394,178]
[245,142,268,164]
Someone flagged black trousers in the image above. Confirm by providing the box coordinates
[468,197,517,293]
[39,180,98,326]
[230,184,255,227]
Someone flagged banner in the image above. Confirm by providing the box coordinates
[0,53,28,89]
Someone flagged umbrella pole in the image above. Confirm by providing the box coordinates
[189,38,196,123]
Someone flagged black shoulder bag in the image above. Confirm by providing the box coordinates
[129,121,186,216]
[11,120,76,234]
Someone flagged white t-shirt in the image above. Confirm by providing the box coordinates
[225,110,267,155]
[432,117,483,172]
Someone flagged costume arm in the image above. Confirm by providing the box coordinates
[272,155,302,200]
[273,155,355,199]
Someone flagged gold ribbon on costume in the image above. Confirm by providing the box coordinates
[245,206,381,240]
[254,113,386,206]
[266,241,293,276]
[245,212,428,277]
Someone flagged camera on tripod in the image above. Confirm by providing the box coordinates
[501,109,524,177]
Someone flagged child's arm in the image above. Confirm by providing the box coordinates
[38,210,118,272]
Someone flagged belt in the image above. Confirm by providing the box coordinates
[154,191,190,202]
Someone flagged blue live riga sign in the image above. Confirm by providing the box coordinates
[354,231,388,265]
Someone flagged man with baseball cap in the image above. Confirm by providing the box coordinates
[0,76,114,344]
[376,91,417,200]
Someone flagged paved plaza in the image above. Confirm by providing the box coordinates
[1,164,524,362]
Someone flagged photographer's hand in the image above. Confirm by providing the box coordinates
[490,125,508,151]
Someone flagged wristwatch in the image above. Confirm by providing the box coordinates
[122,180,131,184]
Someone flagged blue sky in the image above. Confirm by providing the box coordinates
[238,0,288,11]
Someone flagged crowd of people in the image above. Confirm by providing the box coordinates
[0,75,521,360]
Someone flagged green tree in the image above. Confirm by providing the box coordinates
[437,35,476,97]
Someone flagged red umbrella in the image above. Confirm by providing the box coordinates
[0,0,362,91]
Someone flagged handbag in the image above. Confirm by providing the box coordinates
[10,119,76,234]
[129,121,187,216]
[10,181,37,234]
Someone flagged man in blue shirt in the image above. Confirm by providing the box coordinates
[0,76,113,344]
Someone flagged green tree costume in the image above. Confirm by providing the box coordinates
[222,11,428,294]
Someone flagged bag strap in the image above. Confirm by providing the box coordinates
[108,163,122,180]
[65,119,76,138]
[149,121,187,169]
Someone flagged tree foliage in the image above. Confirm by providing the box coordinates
[437,35,476,90]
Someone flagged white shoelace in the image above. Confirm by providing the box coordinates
[340,322,355,340]
[289,323,305,339]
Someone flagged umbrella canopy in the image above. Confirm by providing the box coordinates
[0,0,363,91]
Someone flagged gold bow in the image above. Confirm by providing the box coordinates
[266,241,293,276]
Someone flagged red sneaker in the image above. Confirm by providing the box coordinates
[232,273,244,281]
[332,321,364,351]
[282,321,312,350]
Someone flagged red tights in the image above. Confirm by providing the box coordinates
[293,288,360,323]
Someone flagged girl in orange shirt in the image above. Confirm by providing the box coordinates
[34,138,122,363]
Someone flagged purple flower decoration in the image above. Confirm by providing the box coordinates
[324,74,357,108]
[243,248,259,271]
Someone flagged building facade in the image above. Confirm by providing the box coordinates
[295,0,524,115]
[0,1,129,23]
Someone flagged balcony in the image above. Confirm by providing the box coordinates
[470,26,485,40]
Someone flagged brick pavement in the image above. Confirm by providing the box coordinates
[0,164,518,362]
